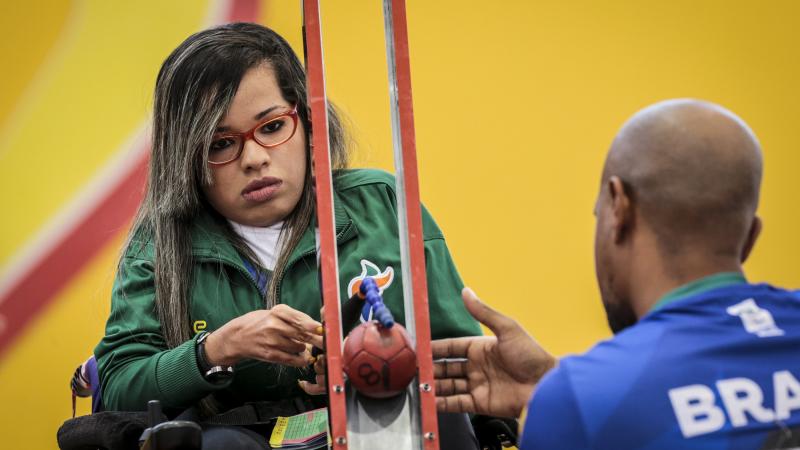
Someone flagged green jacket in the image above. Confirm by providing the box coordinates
[95,169,481,412]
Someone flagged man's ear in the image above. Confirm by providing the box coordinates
[740,216,762,263]
[608,176,632,244]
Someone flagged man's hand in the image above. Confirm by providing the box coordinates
[432,287,556,418]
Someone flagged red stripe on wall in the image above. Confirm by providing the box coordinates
[0,0,262,357]
[0,150,148,356]
[227,0,261,23]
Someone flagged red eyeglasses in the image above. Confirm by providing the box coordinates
[207,106,299,165]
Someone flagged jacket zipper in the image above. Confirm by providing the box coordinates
[196,222,354,306]
[197,254,264,296]
[274,222,354,304]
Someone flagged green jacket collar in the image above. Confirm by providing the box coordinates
[650,271,747,313]
[286,190,355,263]
[190,193,354,266]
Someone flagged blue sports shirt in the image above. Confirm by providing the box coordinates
[519,273,800,450]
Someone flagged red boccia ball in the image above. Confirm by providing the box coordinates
[342,321,417,398]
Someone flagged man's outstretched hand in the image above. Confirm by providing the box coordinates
[432,287,557,418]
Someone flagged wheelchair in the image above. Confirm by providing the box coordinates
[58,356,518,450]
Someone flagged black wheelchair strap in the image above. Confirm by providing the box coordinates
[471,415,519,449]
[203,396,318,426]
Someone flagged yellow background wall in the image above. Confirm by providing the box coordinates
[1,1,798,448]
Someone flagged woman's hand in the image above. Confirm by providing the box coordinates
[299,306,327,395]
[204,304,324,368]
[299,353,327,395]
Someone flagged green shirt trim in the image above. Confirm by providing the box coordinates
[650,272,747,313]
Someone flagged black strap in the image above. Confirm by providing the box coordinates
[204,397,317,426]
[471,415,519,450]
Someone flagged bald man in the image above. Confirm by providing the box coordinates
[433,99,800,449]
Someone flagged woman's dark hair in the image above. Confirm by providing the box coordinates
[123,23,349,350]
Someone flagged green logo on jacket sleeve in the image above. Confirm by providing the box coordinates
[193,320,207,334]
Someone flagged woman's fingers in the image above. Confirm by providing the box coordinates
[241,305,328,365]
[298,379,326,395]
[257,347,314,367]
[271,304,323,336]
[308,333,324,350]
[267,305,325,350]
[313,353,326,372]
[299,353,328,396]
[264,316,319,350]
[264,332,307,355]
[250,331,309,363]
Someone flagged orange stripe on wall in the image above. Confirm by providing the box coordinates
[0,2,72,125]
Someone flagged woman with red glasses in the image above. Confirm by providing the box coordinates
[93,22,481,449]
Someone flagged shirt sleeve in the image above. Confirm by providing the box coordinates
[94,254,230,411]
[519,366,591,450]
[419,203,482,339]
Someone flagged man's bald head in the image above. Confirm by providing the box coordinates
[602,99,763,260]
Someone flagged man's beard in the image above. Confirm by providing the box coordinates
[602,300,638,334]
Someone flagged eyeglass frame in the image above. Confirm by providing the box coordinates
[207,105,300,165]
